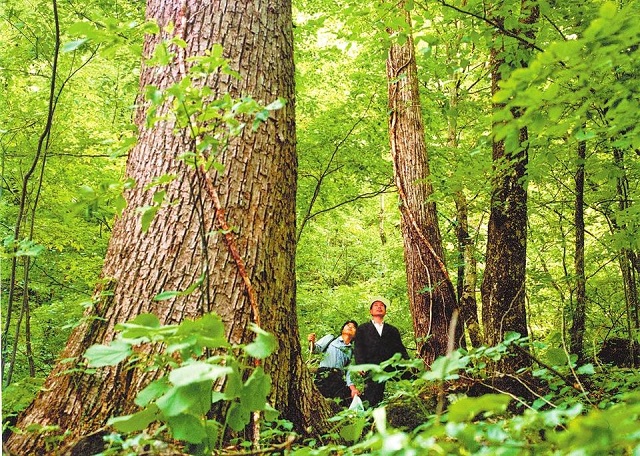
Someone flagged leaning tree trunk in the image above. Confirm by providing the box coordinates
[387,8,461,365]
[481,1,538,374]
[6,1,331,454]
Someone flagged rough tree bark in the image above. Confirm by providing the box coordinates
[386,8,462,365]
[481,0,538,374]
[6,1,331,454]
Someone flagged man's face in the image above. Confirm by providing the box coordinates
[370,301,387,317]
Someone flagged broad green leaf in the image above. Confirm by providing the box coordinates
[577,363,595,375]
[168,362,232,387]
[447,394,511,423]
[544,348,569,367]
[84,340,132,367]
[241,367,271,410]
[137,205,158,232]
[107,404,160,433]
[62,39,88,53]
[244,324,277,359]
[167,414,207,443]
[135,378,171,407]
[503,332,522,343]
[222,363,243,400]
[116,314,163,339]
[226,401,250,432]
[156,382,213,417]
[340,416,367,442]
[15,240,45,258]
[422,352,468,381]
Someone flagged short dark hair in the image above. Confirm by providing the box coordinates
[370,300,387,310]
[341,320,358,331]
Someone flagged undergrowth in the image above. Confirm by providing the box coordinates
[5,313,640,455]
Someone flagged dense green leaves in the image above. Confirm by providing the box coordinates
[3,0,640,453]
[82,313,277,453]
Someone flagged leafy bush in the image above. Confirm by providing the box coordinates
[83,313,277,455]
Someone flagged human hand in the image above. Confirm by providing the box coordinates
[307,333,316,343]
[350,386,361,398]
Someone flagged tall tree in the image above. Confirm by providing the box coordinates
[5,0,330,453]
[481,0,538,373]
[386,6,461,364]
[570,139,587,359]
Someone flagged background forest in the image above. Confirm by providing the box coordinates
[2,0,640,454]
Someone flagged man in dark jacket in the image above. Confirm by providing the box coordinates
[354,299,409,407]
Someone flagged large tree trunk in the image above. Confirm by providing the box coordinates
[481,1,538,374]
[387,8,461,365]
[6,1,330,454]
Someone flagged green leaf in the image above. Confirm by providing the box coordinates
[167,414,207,443]
[116,313,163,339]
[62,39,89,53]
[340,416,367,442]
[135,378,171,407]
[577,363,595,375]
[265,98,286,111]
[153,290,182,301]
[222,363,243,400]
[168,362,232,387]
[244,324,277,359]
[15,239,45,257]
[241,367,271,410]
[503,332,522,343]
[447,394,511,423]
[422,352,468,381]
[84,340,132,367]
[544,348,568,367]
[137,205,158,232]
[226,401,250,432]
[156,381,213,417]
[107,404,160,433]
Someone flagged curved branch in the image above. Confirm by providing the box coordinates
[431,0,544,53]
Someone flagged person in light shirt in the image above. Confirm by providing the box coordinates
[354,299,408,407]
[308,320,360,406]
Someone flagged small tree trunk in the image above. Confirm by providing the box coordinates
[387,7,461,365]
[454,190,482,347]
[612,147,639,367]
[570,139,587,359]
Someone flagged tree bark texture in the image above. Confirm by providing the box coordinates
[481,1,538,373]
[386,10,462,365]
[6,1,331,454]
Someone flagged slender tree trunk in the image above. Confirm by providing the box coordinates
[6,1,330,453]
[612,147,639,367]
[481,1,538,373]
[387,7,461,365]
[446,53,481,348]
[570,139,587,359]
[454,190,482,347]
[2,0,61,387]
